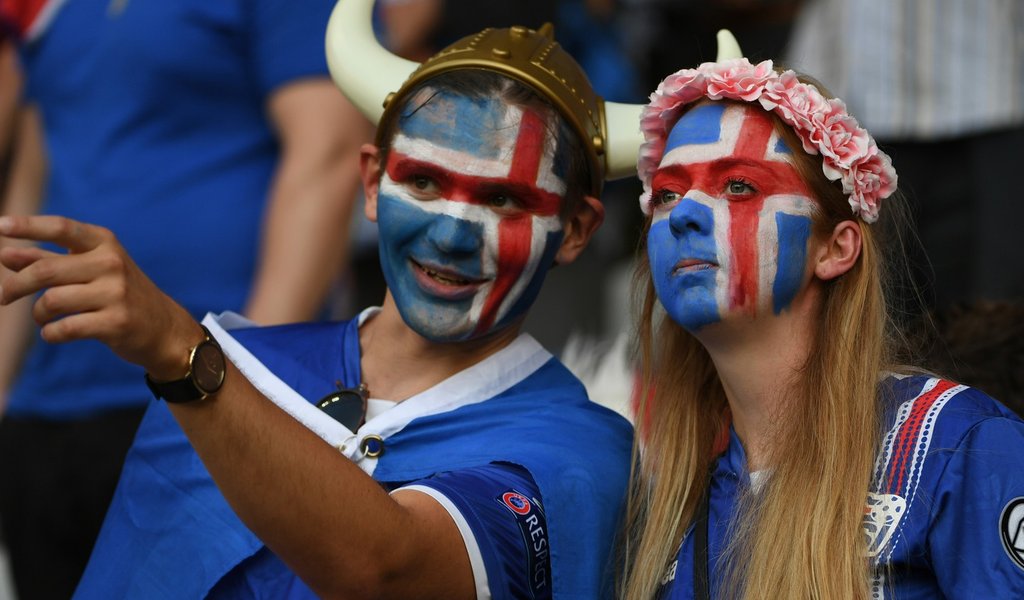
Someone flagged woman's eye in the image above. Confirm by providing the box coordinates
[488,194,520,211]
[412,175,434,191]
[726,179,755,195]
[652,190,682,207]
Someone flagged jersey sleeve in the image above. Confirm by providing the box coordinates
[398,463,553,600]
[247,0,336,96]
[928,416,1024,595]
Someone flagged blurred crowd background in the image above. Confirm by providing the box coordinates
[0,0,1021,598]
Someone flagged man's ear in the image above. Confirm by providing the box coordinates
[554,194,605,266]
[359,143,382,223]
[814,220,862,281]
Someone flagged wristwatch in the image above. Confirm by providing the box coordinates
[145,326,226,403]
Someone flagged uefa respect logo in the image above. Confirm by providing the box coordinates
[1001,497,1024,571]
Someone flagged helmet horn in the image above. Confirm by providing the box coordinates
[716,29,743,61]
[325,0,418,123]
[324,0,647,187]
[604,101,645,181]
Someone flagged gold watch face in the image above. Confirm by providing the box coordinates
[192,341,226,394]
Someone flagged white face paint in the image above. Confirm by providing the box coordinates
[376,89,569,341]
[647,102,819,331]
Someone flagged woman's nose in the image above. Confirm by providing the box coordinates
[668,197,713,237]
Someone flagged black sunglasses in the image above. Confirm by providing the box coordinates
[316,383,369,431]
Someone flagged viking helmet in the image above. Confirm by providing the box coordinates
[324,0,645,197]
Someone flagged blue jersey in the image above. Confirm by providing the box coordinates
[658,375,1024,598]
[76,312,633,599]
[9,0,335,418]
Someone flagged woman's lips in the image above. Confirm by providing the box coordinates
[411,259,487,299]
[672,258,718,276]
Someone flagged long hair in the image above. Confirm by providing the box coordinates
[619,98,914,599]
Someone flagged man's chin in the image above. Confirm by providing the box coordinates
[400,310,475,343]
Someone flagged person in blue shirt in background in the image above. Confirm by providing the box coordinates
[0,0,372,597]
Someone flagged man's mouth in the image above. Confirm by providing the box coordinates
[411,259,487,298]
[672,258,718,276]
[418,262,472,285]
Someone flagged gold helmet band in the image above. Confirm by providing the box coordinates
[324,0,645,197]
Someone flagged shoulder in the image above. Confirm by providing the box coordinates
[880,374,1022,443]
[878,377,1024,593]
[873,375,1023,504]
[501,356,634,456]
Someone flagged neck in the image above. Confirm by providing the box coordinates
[358,292,523,401]
[696,288,821,470]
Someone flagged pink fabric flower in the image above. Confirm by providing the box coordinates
[761,72,830,138]
[704,59,775,102]
[842,150,897,223]
[807,106,871,172]
[636,58,898,221]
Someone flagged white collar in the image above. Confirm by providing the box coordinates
[202,310,552,474]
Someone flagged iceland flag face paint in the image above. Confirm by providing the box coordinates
[376,89,568,342]
[647,103,817,332]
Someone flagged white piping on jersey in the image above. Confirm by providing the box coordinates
[203,309,553,476]
[400,484,492,600]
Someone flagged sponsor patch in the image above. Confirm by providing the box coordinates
[1000,497,1024,571]
[497,489,551,596]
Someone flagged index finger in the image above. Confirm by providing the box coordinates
[0,215,112,254]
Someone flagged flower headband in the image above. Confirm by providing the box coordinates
[637,35,897,223]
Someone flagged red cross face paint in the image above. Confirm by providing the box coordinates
[646,102,818,331]
[376,88,569,342]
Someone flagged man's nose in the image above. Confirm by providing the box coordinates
[427,213,483,254]
[668,197,714,237]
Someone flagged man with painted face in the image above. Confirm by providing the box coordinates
[0,1,646,598]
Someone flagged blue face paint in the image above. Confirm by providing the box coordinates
[648,198,722,331]
[772,213,813,314]
[376,89,569,342]
[649,103,819,331]
[663,102,727,151]
[377,194,484,341]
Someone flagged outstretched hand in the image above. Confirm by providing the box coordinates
[0,215,205,380]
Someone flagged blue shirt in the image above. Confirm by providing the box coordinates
[658,375,1024,598]
[76,315,633,598]
[9,0,336,418]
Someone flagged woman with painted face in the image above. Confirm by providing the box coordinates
[618,33,1024,599]
[0,1,646,598]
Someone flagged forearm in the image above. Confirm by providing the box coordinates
[165,357,467,598]
[244,80,373,325]
[0,297,32,413]
[0,214,470,595]
[244,161,360,324]
[0,39,21,169]
[0,106,46,412]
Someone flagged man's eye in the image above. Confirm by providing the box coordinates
[407,175,440,198]
[726,179,755,195]
[652,190,682,207]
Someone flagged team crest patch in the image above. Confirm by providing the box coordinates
[1001,497,1024,570]
[864,492,907,558]
[496,490,551,596]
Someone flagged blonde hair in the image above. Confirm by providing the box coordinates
[619,101,911,599]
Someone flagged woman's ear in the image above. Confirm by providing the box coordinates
[814,220,862,281]
[554,194,605,266]
[359,143,382,222]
